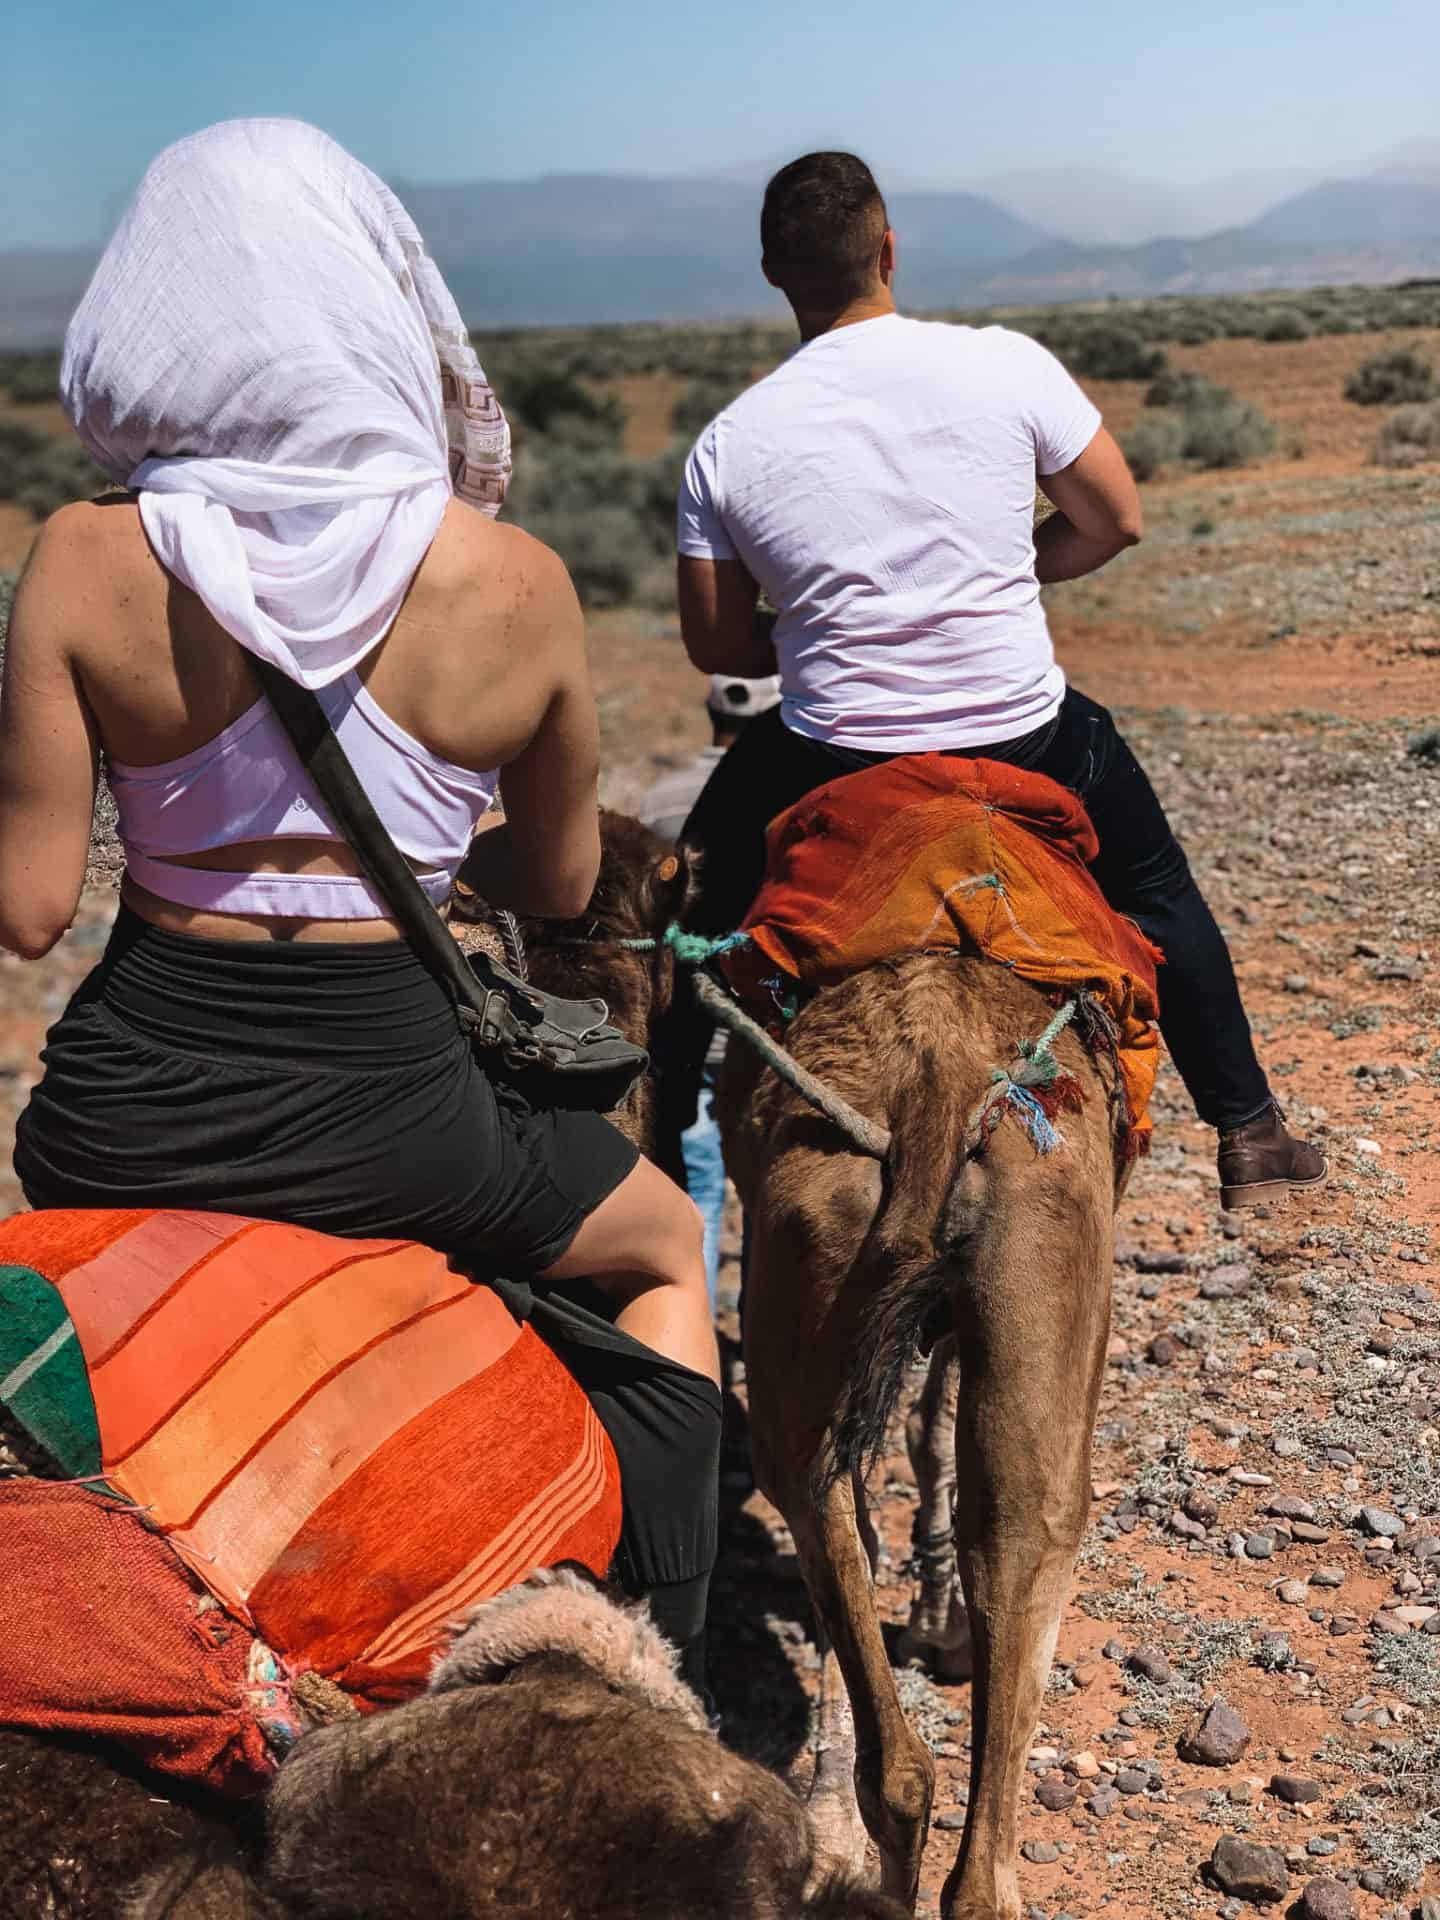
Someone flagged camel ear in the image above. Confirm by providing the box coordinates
[125,1849,280,1919]
[657,840,703,928]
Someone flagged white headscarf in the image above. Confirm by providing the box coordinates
[61,119,511,688]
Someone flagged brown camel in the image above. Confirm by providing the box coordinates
[517,812,1130,1917]
[125,1571,907,1920]
[720,955,1125,1920]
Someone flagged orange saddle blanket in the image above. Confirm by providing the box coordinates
[723,755,1163,1142]
[0,1209,621,1790]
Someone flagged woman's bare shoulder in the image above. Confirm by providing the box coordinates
[419,501,581,662]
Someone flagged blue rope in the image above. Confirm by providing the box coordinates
[1003,1083,1062,1155]
[620,924,752,964]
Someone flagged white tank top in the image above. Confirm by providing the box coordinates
[108,673,498,920]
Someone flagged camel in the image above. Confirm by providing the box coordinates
[518,812,1130,1920]
[124,1570,907,1920]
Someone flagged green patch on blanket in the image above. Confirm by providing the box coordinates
[0,1265,101,1478]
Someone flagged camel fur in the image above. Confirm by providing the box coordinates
[125,1573,907,1920]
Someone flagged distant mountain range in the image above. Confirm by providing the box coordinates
[3,140,1438,345]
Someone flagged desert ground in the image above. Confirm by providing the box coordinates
[2,313,1439,1918]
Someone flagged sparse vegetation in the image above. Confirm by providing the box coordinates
[1120,414,1184,481]
[1344,348,1435,407]
[1040,321,1167,383]
[0,419,106,520]
[1374,399,1440,467]
[1125,376,1278,478]
[1178,386,1277,469]
[1258,306,1312,342]
[671,376,747,442]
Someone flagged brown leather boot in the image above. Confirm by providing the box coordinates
[1217,1103,1328,1211]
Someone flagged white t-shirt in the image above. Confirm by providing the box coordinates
[677,314,1101,751]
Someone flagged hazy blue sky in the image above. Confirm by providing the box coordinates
[4,0,1436,246]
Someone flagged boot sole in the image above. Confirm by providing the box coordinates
[1220,1163,1329,1212]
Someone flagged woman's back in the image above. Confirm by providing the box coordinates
[10,493,592,943]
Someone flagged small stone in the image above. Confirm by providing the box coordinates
[1069,1751,1100,1779]
[1266,1494,1317,1522]
[1371,1611,1411,1635]
[1277,1580,1309,1606]
[1354,1138,1383,1156]
[1273,1436,1305,1459]
[1101,1638,1125,1661]
[1127,1645,1173,1685]
[1087,1786,1119,1817]
[1171,1508,1207,1541]
[1310,1566,1345,1589]
[1305,1836,1338,1857]
[935,1811,966,1831]
[1283,974,1310,994]
[1296,1878,1354,1919]
[1205,1834,1288,1904]
[1232,1470,1274,1487]
[1179,1699,1251,1767]
[1021,1839,1060,1864]
[1035,1775,1077,1812]
[1268,1774,1322,1804]
[1246,1532,1277,1560]
[1115,1767,1149,1795]
[1147,1334,1179,1366]
[1359,1507,1404,1538]
[1185,1488,1221,1526]
[1390,1605,1438,1625]
[1291,1521,1332,1544]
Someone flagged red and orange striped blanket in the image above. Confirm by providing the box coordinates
[0,1208,621,1793]
[722,755,1164,1144]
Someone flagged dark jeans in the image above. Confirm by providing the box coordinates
[675,690,1272,1131]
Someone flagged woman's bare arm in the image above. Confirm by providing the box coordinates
[456,546,601,919]
[0,515,101,958]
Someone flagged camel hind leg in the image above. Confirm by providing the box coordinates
[939,1135,1113,1920]
[788,1466,934,1907]
[896,1337,972,1682]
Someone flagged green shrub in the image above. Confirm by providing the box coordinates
[1179,387,1276,469]
[1046,322,1167,382]
[1144,370,1225,410]
[671,376,745,441]
[519,506,654,609]
[1121,415,1184,481]
[493,366,623,446]
[1345,349,1435,407]
[1259,307,1312,342]
[1374,400,1440,467]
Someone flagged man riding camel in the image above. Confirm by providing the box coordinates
[671,150,1325,1212]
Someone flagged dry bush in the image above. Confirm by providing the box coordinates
[1345,348,1435,407]
[1374,400,1440,467]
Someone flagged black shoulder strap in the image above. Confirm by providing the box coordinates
[249,657,492,1031]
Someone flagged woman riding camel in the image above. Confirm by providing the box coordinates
[0,120,719,1688]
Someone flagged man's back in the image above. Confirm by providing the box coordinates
[678,315,1098,752]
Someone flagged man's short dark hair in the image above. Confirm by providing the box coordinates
[761,152,888,309]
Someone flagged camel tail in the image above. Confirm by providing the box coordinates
[822,1046,985,1494]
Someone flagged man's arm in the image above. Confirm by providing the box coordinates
[0,517,101,958]
[677,557,776,676]
[456,549,601,919]
[1034,427,1144,584]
